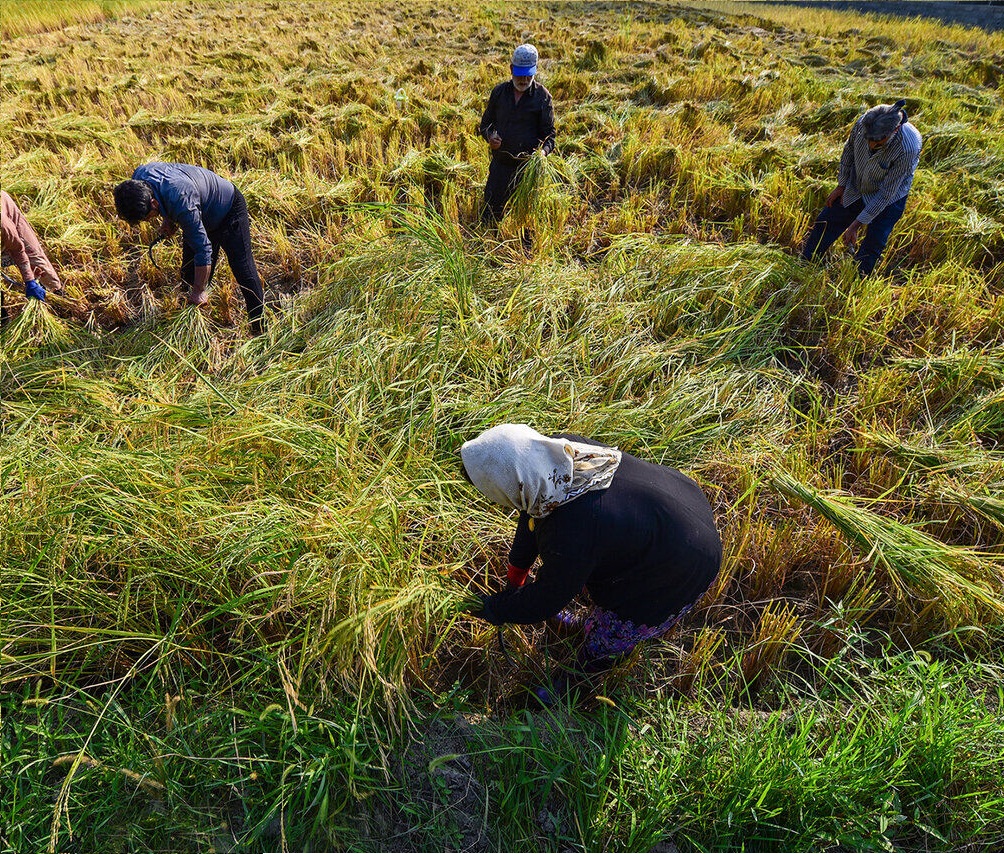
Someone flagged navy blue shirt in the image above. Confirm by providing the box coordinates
[479,80,556,157]
[483,435,722,627]
[132,162,236,266]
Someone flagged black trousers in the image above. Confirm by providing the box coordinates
[482,155,527,224]
[801,195,908,276]
[181,188,264,329]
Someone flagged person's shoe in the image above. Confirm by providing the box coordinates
[530,672,571,708]
[553,607,584,629]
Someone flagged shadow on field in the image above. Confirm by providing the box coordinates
[353,706,635,852]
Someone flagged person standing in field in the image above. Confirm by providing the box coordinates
[800,100,921,276]
[2,190,63,302]
[113,162,266,335]
[479,44,556,226]
[461,424,722,705]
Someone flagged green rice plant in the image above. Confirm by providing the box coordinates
[357,202,483,320]
[773,472,1004,628]
[0,0,163,39]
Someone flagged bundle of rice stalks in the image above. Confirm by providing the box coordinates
[894,350,1004,388]
[852,427,993,472]
[955,388,1004,444]
[740,601,802,690]
[505,150,574,237]
[772,472,1004,628]
[0,299,73,364]
[143,308,225,373]
[937,484,1004,533]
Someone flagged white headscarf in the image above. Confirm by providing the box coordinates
[460,424,622,518]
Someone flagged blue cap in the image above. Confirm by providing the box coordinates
[511,44,538,78]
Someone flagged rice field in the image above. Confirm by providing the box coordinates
[2,1,1003,851]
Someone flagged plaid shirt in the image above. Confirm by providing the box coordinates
[837,118,922,224]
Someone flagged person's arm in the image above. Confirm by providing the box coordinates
[480,87,501,148]
[506,512,538,586]
[164,186,213,297]
[1,198,46,299]
[538,90,556,155]
[1,209,33,283]
[480,508,597,625]
[173,207,212,268]
[836,120,859,190]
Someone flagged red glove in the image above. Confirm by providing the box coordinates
[507,563,531,587]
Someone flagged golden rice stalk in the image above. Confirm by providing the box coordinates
[103,286,138,326]
[773,472,1004,627]
[674,626,726,696]
[740,601,802,689]
[0,298,72,363]
[144,308,224,372]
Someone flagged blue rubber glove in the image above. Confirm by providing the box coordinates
[24,279,46,301]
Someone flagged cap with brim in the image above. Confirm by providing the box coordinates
[512,64,537,76]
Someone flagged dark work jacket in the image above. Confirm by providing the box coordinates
[479,80,556,157]
[132,162,236,267]
[483,435,722,627]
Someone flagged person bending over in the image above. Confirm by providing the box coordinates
[801,100,921,276]
[461,424,722,703]
[2,190,63,302]
[114,162,266,335]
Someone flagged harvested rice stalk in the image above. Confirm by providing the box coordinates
[0,298,72,363]
[773,472,1004,627]
[144,308,224,373]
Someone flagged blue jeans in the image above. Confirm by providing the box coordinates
[801,194,908,275]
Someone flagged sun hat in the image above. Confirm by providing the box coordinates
[511,44,538,76]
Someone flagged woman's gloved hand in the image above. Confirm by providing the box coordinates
[24,279,45,301]
[468,595,503,626]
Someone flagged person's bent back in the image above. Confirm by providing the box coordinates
[114,162,266,335]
